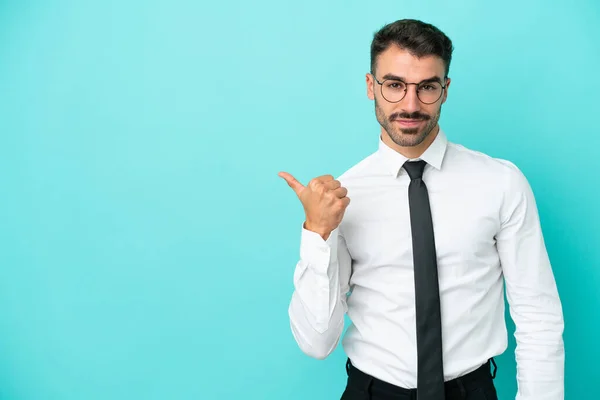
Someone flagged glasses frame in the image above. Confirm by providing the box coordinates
[373,74,448,104]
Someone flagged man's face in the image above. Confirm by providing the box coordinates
[367,45,450,148]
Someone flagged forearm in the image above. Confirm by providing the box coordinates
[288,275,346,359]
[288,227,349,359]
[510,286,564,399]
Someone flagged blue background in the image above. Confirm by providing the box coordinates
[0,0,598,398]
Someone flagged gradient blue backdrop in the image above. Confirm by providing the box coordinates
[0,0,598,399]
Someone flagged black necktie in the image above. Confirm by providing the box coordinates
[403,160,445,400]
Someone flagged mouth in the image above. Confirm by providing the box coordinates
[394,119,425,128]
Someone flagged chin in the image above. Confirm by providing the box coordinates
[398,128,421,135]
[390,130,429,147]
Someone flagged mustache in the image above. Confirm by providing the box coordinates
[389,112,430,121]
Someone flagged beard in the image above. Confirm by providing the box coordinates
[375,98,441,147]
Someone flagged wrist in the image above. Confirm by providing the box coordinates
[304,221,331,241]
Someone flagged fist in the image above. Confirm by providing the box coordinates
[279,171,350,240]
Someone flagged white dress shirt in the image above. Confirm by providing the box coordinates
[288,128,564,399]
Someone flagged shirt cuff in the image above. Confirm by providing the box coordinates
[299,224,337,270]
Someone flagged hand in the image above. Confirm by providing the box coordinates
[278,171,350,240]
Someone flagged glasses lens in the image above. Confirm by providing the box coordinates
[417,82,443,104]
[381,80,406,102]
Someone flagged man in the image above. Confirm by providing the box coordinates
[279,19,564,400]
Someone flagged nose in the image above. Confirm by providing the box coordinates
[401,85,421,114]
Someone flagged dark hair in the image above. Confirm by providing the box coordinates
[370,19,454,78]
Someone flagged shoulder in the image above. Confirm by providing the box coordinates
[447,141,530,190]
[448,143,538,228]
[447,142,539,226]
[335,151,382,184]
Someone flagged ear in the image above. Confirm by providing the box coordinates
[441,77,451,104]
[366,73,375,100]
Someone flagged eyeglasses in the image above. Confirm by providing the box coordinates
[373,75,447,104]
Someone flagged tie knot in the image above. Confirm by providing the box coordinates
[403,160,427,180]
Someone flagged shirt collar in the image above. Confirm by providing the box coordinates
[377,127,448,177]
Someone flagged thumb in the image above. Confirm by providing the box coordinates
[278,171,305,195]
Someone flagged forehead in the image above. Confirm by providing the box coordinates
[375,44,445,79]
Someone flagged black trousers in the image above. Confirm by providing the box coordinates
[340,358,498,400]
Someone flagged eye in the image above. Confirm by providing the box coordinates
[385,81,405,90]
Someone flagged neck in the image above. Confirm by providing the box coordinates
[382,125,440,159]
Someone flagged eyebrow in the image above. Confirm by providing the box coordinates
[380,74,443,84]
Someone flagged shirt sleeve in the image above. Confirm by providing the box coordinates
[288,223,352,359]
[496,163,565,400]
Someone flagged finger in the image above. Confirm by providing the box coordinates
[278,171,305,195]
[323,180,341,190]
[332,187,348,198]
[340,197,351,207]
[315,174,335,183]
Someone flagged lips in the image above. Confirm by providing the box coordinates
[395,119,424,127]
